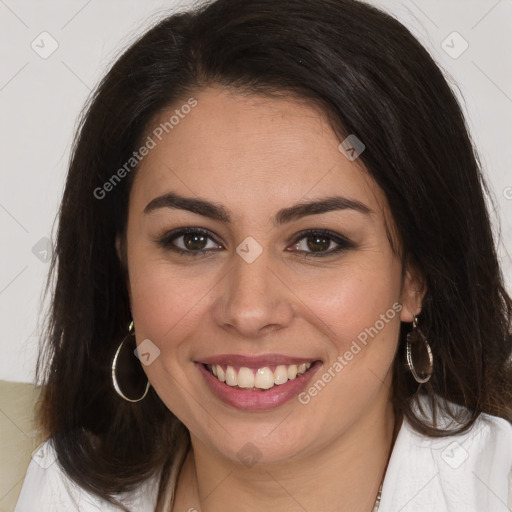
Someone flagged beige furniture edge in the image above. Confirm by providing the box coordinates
[0,380,45,512]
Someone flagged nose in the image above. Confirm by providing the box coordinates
[211,249,295,338]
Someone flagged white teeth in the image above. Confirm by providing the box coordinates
[274,365,288,385]
[287,365,297,380]
[254,367,274,389]
[225,366,238,386]
[208,361,315,390]
[237,367,255,388]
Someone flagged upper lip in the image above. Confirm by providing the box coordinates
[198,354,319,367]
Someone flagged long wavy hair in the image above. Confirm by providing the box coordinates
[36,0,512,510]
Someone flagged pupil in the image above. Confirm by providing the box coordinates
[307,236,329,252]
[184,233,207,250]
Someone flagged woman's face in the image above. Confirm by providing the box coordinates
[121,86,422,465]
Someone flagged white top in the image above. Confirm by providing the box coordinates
[15,399,512,512]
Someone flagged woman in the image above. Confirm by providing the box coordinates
[14,0,512,511]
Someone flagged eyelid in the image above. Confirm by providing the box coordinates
[287,228,353,246]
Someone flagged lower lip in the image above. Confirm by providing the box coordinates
[195,361,322,411]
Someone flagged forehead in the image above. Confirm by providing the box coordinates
[130,86,384,220]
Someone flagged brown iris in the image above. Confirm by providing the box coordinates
[306,235,330,252]
[183,233,208,250]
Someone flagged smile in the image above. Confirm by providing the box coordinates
[205,362,313,390]
[196,355,322,410]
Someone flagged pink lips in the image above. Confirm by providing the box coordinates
[199,353,316,367]
[195,355,322,411]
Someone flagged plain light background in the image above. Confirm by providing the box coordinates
[1,0,511,384]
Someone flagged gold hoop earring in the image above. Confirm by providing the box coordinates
[406,316,433,384]
[111,321,151,402]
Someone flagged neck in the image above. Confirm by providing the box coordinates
[173,396,401,512]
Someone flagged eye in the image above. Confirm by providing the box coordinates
[156,227,354,258]
[287,229,354,257]
[157,227,222,256]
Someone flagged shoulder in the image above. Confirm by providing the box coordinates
[379,396,512,512]
[14,439,159,512]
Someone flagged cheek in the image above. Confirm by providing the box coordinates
[128,256,210,345]
[294,260,402,427]
[298,254,402,349]
[126,255,211,415]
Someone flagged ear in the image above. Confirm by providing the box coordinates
[115,234,131,303]
[400,263,426,323]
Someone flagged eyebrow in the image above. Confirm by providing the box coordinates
[144,191,372,226]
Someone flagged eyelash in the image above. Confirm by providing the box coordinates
[156,227,355,259]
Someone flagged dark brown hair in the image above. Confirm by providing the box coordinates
[37,0,512,509]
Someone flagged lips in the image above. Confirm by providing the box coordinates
[199,354,317,367]
[195,354,322,410]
